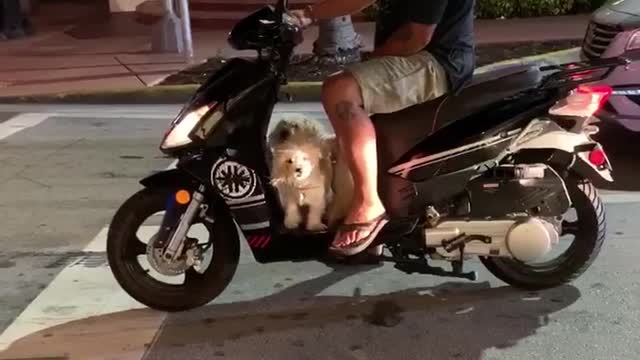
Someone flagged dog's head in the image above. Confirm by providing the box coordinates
[268,118,322,147]
[271,143,325,185]
[269,118,329,186]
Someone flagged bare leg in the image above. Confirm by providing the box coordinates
[321,72,386,248]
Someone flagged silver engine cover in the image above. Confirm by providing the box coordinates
[425,218,560,262]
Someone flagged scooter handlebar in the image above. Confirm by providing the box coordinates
[275,0,289,16]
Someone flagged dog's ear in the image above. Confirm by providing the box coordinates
[278,128,291,142]
[278,122,299,142]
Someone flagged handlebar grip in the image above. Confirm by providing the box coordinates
[275,0,288,13]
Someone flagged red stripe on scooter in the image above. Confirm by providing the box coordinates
[256,235,271,248]
[248,235,261,247]
[254,235,266,248]
[262,235,272,248]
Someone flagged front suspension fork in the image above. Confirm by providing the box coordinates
[162,185,206,261]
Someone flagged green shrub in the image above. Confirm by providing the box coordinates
[518,0,575,17]
[475,0,518,19]
[572,0,608,13]
[362,0,610,21]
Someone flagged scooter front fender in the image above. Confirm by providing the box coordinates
[139,168,190,189]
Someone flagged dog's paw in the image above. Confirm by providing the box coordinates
[306,222,328,232]
[284,212,302,229]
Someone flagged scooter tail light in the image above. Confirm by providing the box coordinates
[549,85,613,118]
[588,148,607,167]
[576,84,613,108]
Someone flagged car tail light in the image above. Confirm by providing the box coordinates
[549,85,613,118]
[627,30,640,51]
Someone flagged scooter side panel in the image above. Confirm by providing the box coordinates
[390,95,555,182]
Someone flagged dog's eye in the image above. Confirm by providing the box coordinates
[287,159,293,164]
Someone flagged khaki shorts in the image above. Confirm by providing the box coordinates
[346,51,449,115]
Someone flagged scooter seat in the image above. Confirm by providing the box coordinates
[372,63,542,170]
[469,63,539,86]
[373,63,541,136]
[445,63,543,124]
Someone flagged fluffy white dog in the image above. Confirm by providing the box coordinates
[268,117,353,232]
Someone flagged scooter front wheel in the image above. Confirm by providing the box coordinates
[107,187,240,312]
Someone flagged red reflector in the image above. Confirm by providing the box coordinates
[589,148,606,167]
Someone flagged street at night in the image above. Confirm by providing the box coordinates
[1,103,640,359]
[3,0,640,358]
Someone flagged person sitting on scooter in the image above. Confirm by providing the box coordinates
[290,0,476,256]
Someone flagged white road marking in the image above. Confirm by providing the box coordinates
[600,190,640,204]
[0,158,180,357]
[0,150,252,354]
[0,222,253,357]
[0,113,50,140]
[0,229,164,357]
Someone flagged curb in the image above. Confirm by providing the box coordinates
[0,82,324,105]
[475,47,581,74]
[0,48,580,105]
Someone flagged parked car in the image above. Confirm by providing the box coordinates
[581,0,640,131]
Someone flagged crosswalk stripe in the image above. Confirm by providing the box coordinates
[0,113,50,140]
[0,228,164,358]
[0,224,255,358]
[599,190,640,204]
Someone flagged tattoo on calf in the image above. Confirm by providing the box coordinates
[397,26,413,41]
[335,101,357,122]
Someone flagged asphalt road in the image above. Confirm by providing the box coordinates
[0,103,640,360]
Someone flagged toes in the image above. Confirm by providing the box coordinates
[335,229,371,248]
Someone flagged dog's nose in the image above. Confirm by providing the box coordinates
[295,168,303,174]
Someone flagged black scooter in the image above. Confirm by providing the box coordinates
[107,0,634,312]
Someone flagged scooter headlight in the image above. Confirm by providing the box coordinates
[160,103,218,150]
[627,30,640,51]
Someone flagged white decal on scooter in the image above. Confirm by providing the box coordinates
[211,159,258,201]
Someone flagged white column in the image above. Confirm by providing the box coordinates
[108,0,147,12]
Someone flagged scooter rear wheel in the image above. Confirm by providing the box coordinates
[480,177,606,290]
[107,187,240,312]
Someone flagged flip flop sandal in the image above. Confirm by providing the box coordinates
[329,213,390,257]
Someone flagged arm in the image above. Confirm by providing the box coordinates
[370,0,448,58]
[305,0,375,20]
[370,23,436,57]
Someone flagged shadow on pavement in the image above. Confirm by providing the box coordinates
[0,264,581,360]
[594,122,640,191]
[144,264,580,360]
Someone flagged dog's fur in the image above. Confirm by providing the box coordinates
[268,118,353,231]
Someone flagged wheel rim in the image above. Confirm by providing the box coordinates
[118,197,217,292]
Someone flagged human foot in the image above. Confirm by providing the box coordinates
[330,202,388,256]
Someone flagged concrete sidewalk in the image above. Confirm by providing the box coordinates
[0,2,590,98]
